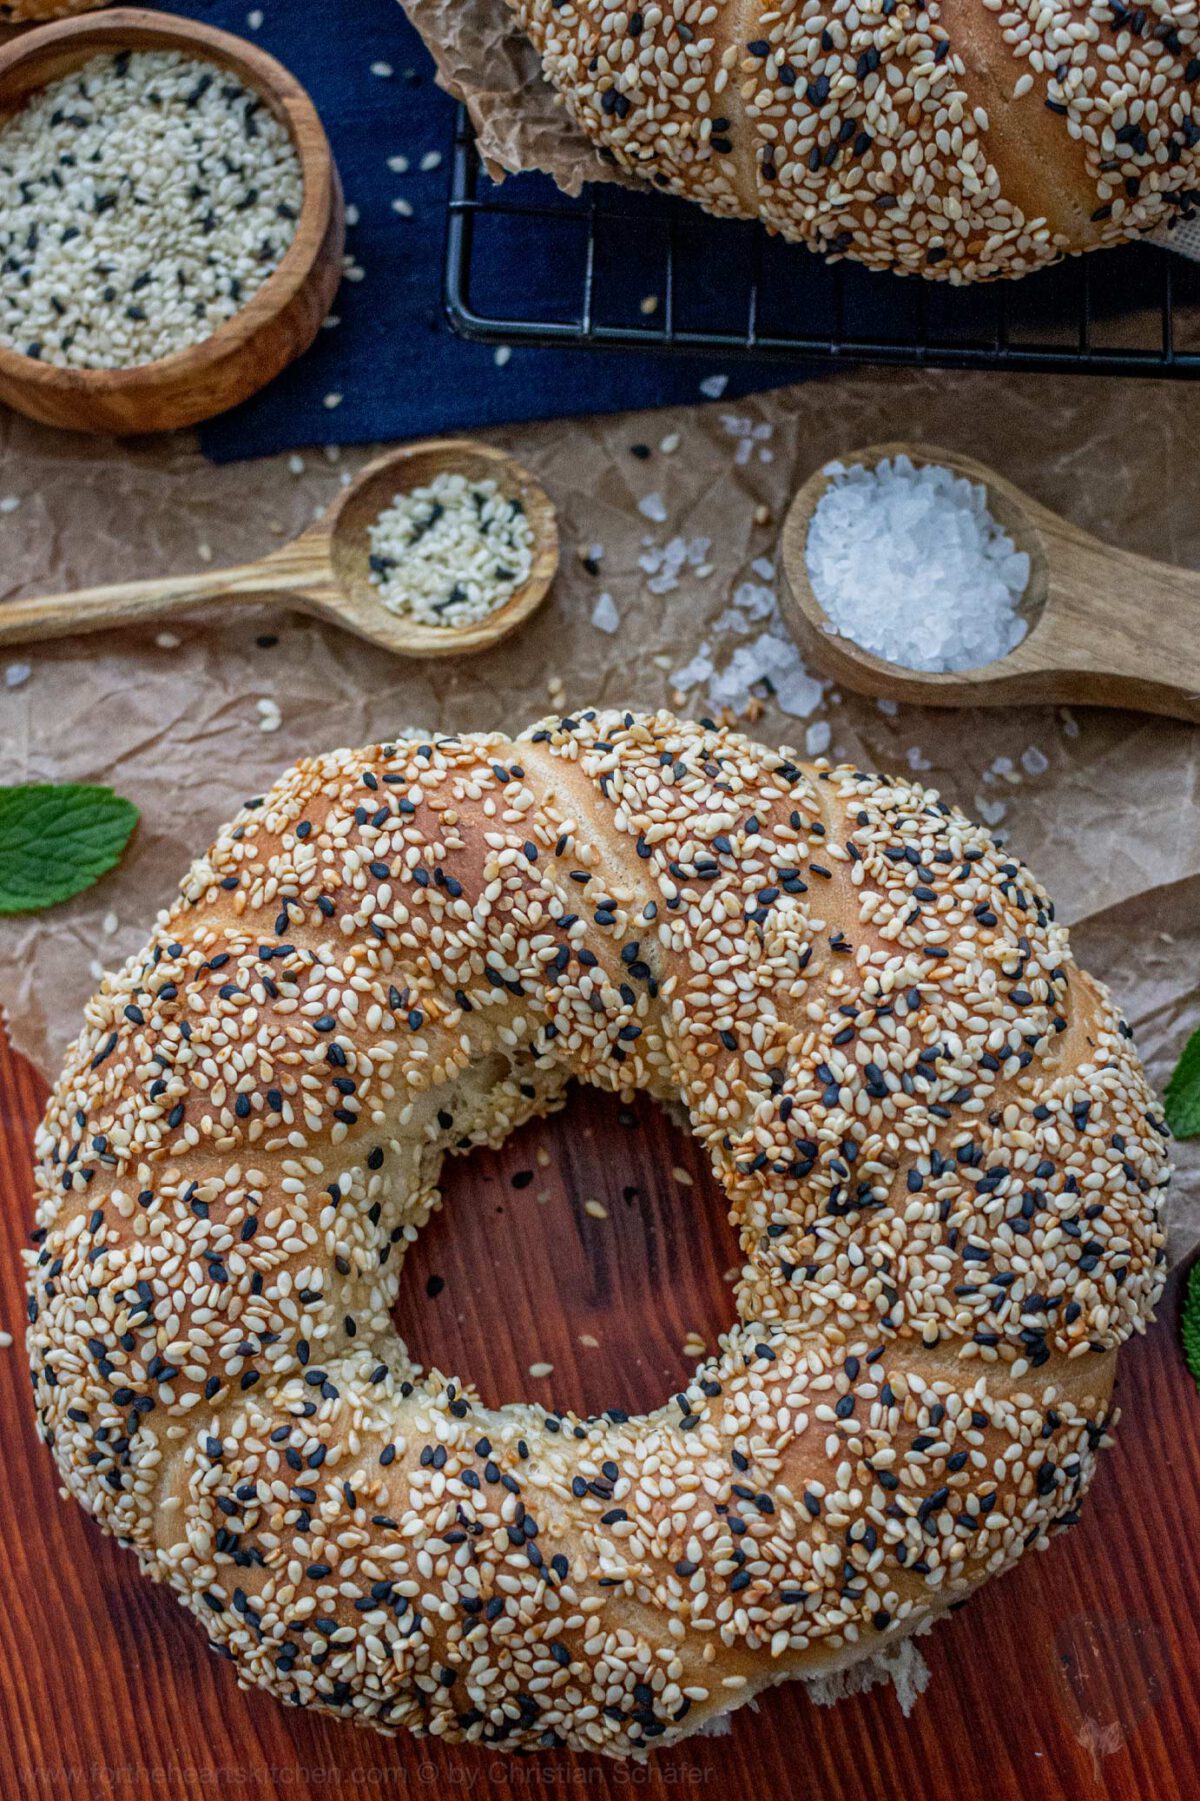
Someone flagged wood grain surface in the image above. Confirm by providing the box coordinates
[1,1019,1197,1801]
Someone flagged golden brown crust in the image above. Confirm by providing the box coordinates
[508,0,1200,280]
[25,711,1169,1753]
[0,0,109,18]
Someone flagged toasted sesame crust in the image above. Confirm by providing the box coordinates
[507,0,1200,281]
[26,710,1169,1754]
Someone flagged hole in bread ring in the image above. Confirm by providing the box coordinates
[396,1084,741,1417]
[26,712,1168,1755]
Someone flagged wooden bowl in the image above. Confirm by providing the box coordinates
[0,9,344,435]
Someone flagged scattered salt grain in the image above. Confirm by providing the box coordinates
[0,496,20,514]
[1060,707,1081,739]
[906,746,933,772]
[1021,745,1049,776]
[528,1362,553,1379]
[344,203,360,227]
[975,793,1007,826]
[256,697,281,733]
[806,456,1030,673]
[591,591,620,634]
[323,392,343,410]
[0,1332,12,1350]
[660,432,681,454]
[387,154,409,173]
[637,492,668,523]
[155,631,180,649]
[391,197,413,217]
[699,373,729,399]
[494,345,511,368]
[288,454,305,476]
[102,910,119,936]
[877,697,899,717]
[4,662,30,688]
[805,720,831,756]
[246,8,263,27]
[371,61,394,77]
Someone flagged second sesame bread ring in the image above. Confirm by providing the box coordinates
[25,710,1169,1754]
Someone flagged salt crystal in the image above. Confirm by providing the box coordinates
[731,581,775,620]
[699,374,729,399]
[877,697,899,717]
[805,720,831,755]
[388,155,409,174]
[906,747,932,772]
[670,645,715,692]
[0,496,20,514]
[805,456,1029,673]
[751,557,774,581]
[1022,745,1049,775]
[4,662,30,688]
[591,592,620,634]
[1060,707,1081,739]
[638,493,668,523]
[975,794,1007,826]
[493,345,511,368]
[419,151,442,172]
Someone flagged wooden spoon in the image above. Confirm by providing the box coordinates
[0,439,560,660]
[778,441,1200,722]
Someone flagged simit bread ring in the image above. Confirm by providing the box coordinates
[504,0,1200,282]
[26,709,1169,1754]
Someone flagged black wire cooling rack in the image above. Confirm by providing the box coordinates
[444,107,1200,376]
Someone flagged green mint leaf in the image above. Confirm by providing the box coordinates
[0,783,138,914]
[1183,1261,1200,1395]
[1166,1025,1200,1141]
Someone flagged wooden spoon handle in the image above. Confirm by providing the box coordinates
[0,560,305,649]
[1039,529,1200,722]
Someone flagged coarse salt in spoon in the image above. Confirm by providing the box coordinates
[778,441,1200,722]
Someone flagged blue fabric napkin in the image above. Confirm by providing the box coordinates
[178,0,808,462]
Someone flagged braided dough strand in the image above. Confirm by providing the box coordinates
[26,710,1168,1753]
[506,0,1200,280]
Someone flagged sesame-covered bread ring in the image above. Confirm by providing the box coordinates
[505,0,1200,281]
[27,710,1169,1754]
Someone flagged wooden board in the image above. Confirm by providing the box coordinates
[1,1020,1198,1801]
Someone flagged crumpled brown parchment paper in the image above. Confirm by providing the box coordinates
[405,0,613,192]
[1,367,1198,1261]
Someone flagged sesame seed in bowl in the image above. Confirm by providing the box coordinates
[0,48,305,370]
[0,9,344,434]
